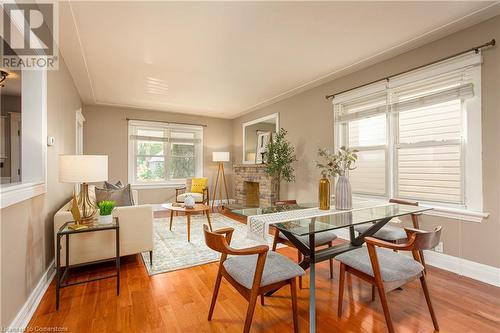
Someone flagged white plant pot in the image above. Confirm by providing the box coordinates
[98,214,113,224]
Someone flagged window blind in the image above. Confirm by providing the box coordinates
[333,51,480,206]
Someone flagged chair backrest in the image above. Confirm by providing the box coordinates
[389,198,418,206]
[203,224,232,254]
[275,200,297,206]
[405,227,442,251]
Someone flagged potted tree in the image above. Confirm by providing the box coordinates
[265,128,297,202]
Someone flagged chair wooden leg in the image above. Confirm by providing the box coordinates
[297,251,303,289]
[208,271,223,320]
[420,250,427,274]
[328,241,334,279]
[337,263,346,317]
[260,294,265,306]
[243,290,259,333]
[375,281,395,333]
[371,285,376,301]
[420,275,439,331]
[290,278,299,333]
[271,230,279,252]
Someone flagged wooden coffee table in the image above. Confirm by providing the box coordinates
[162,203,212,242]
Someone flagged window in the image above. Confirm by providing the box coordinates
[128,120,203,187]
[333,52,482,211]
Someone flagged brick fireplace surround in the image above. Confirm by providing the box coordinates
[233,164,278,207]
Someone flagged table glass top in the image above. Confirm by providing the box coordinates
[59,218,119,234]
[272,204,431,236]
[231,202,315,217]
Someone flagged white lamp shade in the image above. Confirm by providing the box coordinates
[212,151,230,162]
[59,155,108,183]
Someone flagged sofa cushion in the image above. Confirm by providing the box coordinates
[177,192,204,203]
[95,184,135,206]
[223,251,305,289]
[191,178,208,194]
[104,181,123,190]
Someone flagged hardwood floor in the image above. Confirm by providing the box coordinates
[29,212,500,332]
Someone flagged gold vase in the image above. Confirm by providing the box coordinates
[319,174,330,210]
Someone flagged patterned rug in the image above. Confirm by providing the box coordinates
[141,213,277,275]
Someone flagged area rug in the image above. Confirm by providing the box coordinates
[141,213,278,276]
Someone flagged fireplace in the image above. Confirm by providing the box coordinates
[233,164,278,207]
[244,181,260,207]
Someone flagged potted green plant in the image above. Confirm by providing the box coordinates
[316,146,358,210]
[265,128,297,202]
[98,200,116,224]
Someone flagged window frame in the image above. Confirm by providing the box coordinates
[333,52,488,222]
[127,120,203,189]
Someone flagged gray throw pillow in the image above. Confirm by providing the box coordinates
[104,181,123,190]
[95,184,134,206]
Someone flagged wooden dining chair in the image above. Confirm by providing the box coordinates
[354,198,427,269]
[336,227,442,333]
[203,225,304,333]
[271,200,337,288]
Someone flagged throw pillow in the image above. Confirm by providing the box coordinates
[104,180,123,190]
[95,184,134,206]
[191,178,208,194]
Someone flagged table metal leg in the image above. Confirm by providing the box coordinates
[116,227,120,295]
[309,262,316,333]
[308,223,316,333]
[56,234,61,310]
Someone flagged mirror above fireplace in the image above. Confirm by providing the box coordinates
[242,113,279,164]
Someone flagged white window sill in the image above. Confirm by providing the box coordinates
[0,182,47,209]
[351,195,489,223]
[420,204,489,223]
[131,182,184,190]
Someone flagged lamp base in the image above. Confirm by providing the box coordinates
[78,183,98,220]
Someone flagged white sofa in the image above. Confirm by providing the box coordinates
[53,187,153,266]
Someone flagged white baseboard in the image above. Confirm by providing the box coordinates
[422,250,500,287]
[334,229,500,287]
[7,260,55,332]
[210,198,236,206]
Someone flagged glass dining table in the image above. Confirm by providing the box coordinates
[232,202,432,333]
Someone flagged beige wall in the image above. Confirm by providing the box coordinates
[0,95,22,178]
[82,105,234,204]
[0,58,82,326]
[233,16,500,268]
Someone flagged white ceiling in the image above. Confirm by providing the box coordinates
[58,1,499,119]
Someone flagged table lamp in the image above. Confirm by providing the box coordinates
[212,152,230,210]
[59,155,108,226]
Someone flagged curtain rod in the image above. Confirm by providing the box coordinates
[325,39,496,100]
[126,118,207,127]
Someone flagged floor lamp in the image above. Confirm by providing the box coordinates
[212,152,230,210]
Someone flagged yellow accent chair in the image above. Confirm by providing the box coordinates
[176,177,210,206]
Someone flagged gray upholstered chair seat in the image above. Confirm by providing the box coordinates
[336,247,424,282]
[278,230,338,247]
[223,251,305,289]
[355,224,407,241]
